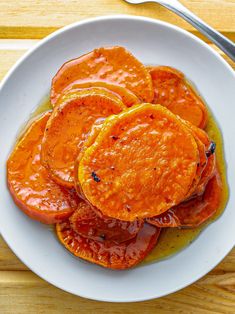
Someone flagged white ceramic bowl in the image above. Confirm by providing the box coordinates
[0,15,234,302]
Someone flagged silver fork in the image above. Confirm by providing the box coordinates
[124,0,235,62]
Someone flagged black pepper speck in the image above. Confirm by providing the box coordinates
[91,171,101,183]
[112,135,119,140]
[206,141,216,157]
[100,234,106,240]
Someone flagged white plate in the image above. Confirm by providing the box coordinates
[0,15,235,302]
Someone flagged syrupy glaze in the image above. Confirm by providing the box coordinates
[70,199,143,243]
[57,220,161,270]
[16,94,52,144]
[7,111,79,224]
[28,80,228,265]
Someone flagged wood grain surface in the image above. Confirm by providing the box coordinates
[0,1,234,313]
[0,0,235,40]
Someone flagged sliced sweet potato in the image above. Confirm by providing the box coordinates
[78,103,199,221]
[56,81,140,107]
[77,118,104,164]
[179,119,208,199]
[7,112,79,224]
[41,88,126,188]
[51,46,153,105]
[77,114,207,207]
[185,136,207,198]
[74,119,104,198]
[149,66,208,128]
[184,122,216,195]
[70,200,143,243]
[56,220,160,269]
[196,143,216,195]
[147,170,222,228]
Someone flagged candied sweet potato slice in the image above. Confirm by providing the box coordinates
[70,200,143,243]
[196,143,216,195]
[147,170,222,228]
[185,122,216,195]
[179,119,207,199]
[56,220,160,269]
[41,88,126,188]
[78,117,207,202]
[75,118,207,203]
[51,46,153,105]
[7,112,79,224]
[185,136,207,199]
[74,120,104,198]
[149,66,208,128]
[57,81,140,108]
[78,103,199,221]
[77,118,104,165]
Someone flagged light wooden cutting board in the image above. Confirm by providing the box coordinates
[0,1,234,313]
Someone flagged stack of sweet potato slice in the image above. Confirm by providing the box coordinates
[7,46,221,269]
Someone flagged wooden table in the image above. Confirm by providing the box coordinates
[0,1,234,313]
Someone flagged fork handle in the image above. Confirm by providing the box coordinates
[162,1,235,62]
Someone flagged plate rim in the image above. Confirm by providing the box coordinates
[0,14,234,303]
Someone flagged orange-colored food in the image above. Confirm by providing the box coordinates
[179,119,216,196]
[179,119,208,198]
[75,119,104,198]
[186,136,207,198]
[147,169,222,228]
[149,66,208,128]
[51,46,153,106]
[78,103,199,221]
[75,116,208,203]
[41,88,126,188]
[59,81,140,107]
[197,150,216,195]
[196,139,216,196]
[7,45,227,269]
[70,200,143,243]
[56,220,160,269]
[7,112,79,224]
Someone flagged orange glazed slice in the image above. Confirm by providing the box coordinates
[70,200,143,243]
[51,46,153,105]
[75,118,206,202]
[41,88,126,188]
[180,119,216,196]
[75,118,206,201]
[147,170,222,228]
[78,103,199,221]
[56,220,160,269]
[74,119,104,198]
[7,112,79,224]
[185,136,207,199]
[179,119,207,199]
[149,66,208,128]
[196,142,216,196]
[58,81,140,108]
